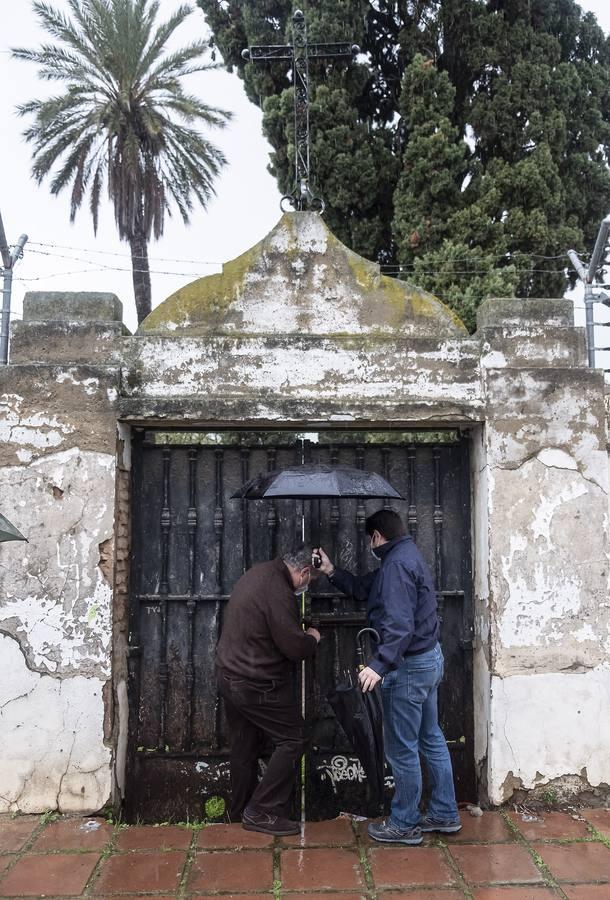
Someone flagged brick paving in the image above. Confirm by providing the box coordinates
[0,808,608,897]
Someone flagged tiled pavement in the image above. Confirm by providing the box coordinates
[0,808,609,898]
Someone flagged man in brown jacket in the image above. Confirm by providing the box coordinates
[216,546,320,836]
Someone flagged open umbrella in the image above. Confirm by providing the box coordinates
[326,628,385,810]
[231,464,404,500]
[0,513,27,543]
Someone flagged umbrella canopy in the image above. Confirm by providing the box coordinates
[232,464,404,500]
[0,512,27,543]
[326,628,385,810]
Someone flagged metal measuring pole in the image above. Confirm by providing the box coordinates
[0,210,28,365]
[568,213,610,368]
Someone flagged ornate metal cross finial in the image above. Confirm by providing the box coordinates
[242,9,359,213]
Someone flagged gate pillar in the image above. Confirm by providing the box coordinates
[474,297,610,804]
[0,292,123,813]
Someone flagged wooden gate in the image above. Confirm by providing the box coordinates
[124,429,475,822]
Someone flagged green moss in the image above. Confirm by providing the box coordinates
[139,209,467,335]
[343,239,467,333]
[139,241,263,332]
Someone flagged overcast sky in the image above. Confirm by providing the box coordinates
[2,1,610,342]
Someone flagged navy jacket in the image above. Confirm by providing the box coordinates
[328,535,439,676]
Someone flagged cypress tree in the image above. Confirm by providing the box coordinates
[198,0,610,330]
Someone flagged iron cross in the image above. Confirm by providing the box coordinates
[242,9,359,212]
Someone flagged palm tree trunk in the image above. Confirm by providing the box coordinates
[129,230,152,324]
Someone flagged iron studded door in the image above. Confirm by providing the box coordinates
[124,430,474,823]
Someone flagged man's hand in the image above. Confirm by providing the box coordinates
[358,666,382,692]
[313,546,334,576]
[306,626,321,643]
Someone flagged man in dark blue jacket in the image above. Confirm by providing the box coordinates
[316,509,460,844]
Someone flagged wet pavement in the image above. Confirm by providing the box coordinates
[0,808,609,898]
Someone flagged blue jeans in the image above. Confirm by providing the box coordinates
[381,643,458,829]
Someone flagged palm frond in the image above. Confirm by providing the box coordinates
[135,3,192,82]
[16,0,231,250]
[139,42,213,89]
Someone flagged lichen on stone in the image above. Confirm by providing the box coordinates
[138,211,467,337]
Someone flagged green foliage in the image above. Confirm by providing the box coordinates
[198,0,610,329]
[14,0,231,322]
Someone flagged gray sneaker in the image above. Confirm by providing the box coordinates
[242,808,300,836]
[367,819,423,845]
[419,814,462,834]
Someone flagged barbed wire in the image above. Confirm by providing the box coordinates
[14,268,110,282]
[28,241,222,266]
[26,248,217,278]
[22,245,582,279]
[28,238,574,267]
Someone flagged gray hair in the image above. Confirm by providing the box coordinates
[282,545,311,569]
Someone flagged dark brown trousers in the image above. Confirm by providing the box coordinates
[217,668,306,820]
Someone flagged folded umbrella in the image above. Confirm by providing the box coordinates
[326,628,385,810]
[0,512,27,544]
[231,464,404,500]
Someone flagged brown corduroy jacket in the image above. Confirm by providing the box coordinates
[215,558,317,681]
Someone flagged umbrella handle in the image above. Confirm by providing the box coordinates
[356,628,380,671]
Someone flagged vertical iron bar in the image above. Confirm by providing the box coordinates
[267,447,277,558]
[187,448,198,593]
[240,448,250,573]
[381,446,391,510]
[303,438,312,547]
[329,444,341,611]
[329,445,340,558]
[432,446,443,591]
[295,439,305,545]
[214,449,225,591]
[213,448,225,750]
[407,444,418,542]
[158,447,171,750]
[159,448,171,595]
[185,447,198,750]
[330,424,341,679]
[355,445,366,575]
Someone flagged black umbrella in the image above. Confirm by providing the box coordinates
[0,513,27,544]
[231,464,404,500]
[326,628,385,810]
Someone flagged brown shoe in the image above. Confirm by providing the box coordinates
[242,808,300,836]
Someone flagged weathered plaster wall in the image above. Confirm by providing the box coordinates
[0,294,122,813]
[2,213,609,814]
[0,634,110,813]
[478,302,610,803]
[120,334,483,422]
[489,669,610,803]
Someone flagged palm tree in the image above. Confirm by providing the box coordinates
[13,0,231,323]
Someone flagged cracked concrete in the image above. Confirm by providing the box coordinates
[0,633,111,813]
